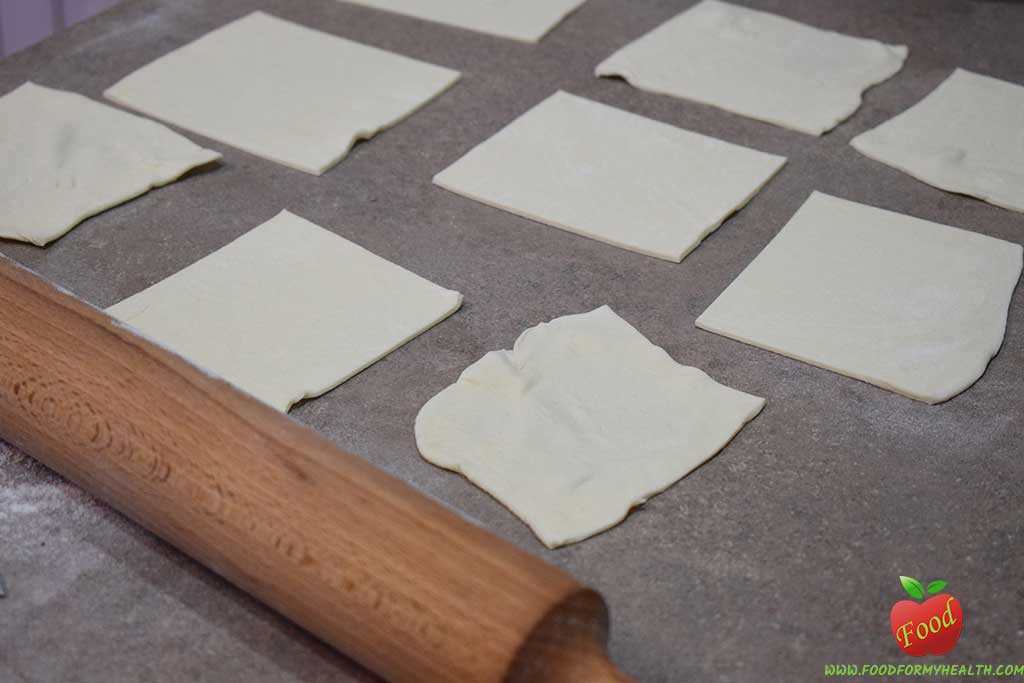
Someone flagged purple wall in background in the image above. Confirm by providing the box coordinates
[0,0,120,57]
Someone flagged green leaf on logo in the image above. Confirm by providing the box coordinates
[900,575,925,600]
[926,580,948,594]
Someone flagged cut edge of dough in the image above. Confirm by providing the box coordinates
[850,137,1024,215]
[305,68,462,176]
[0,148,222,247]
[816,42,910,136]
[433,172,686,261]
[279,290,463,412]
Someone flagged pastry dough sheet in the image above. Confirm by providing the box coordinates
[104,12,459,175]
[340,0,588,42]
[416,306,765,548]
[0,82,220,247]
[107,210,463,411]
[434,91,786,262]
[852,69,1024,213]
[697,192,1023,404]
[596,0,908,135]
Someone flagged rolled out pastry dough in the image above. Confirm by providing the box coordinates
[415,306,765,548]
[697,192,1023,404]
[340,0,588,42]
[0,82,220,246]
[852,69,1024,213]
[105,12,459,175]
[434,91,786,262]
[596,0,908,135]
[108,211,462,411]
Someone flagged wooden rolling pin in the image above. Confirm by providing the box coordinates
[0,254,634,683]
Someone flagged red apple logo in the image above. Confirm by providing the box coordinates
[890,576,963,657]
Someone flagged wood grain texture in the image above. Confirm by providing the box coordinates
[0,254,632,683]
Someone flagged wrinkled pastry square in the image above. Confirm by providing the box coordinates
[416,306,765,548]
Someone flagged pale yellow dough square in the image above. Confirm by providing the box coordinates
[105,12,459,175]
[596,0,908,135]
[0,82,219,246]
[108,211,463,411]
[697,192,1023,404]
[416,306,765,548]
[852,69,1024,213]
[434,91,785,262]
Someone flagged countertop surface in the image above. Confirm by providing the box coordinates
[1,1,1022,681]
